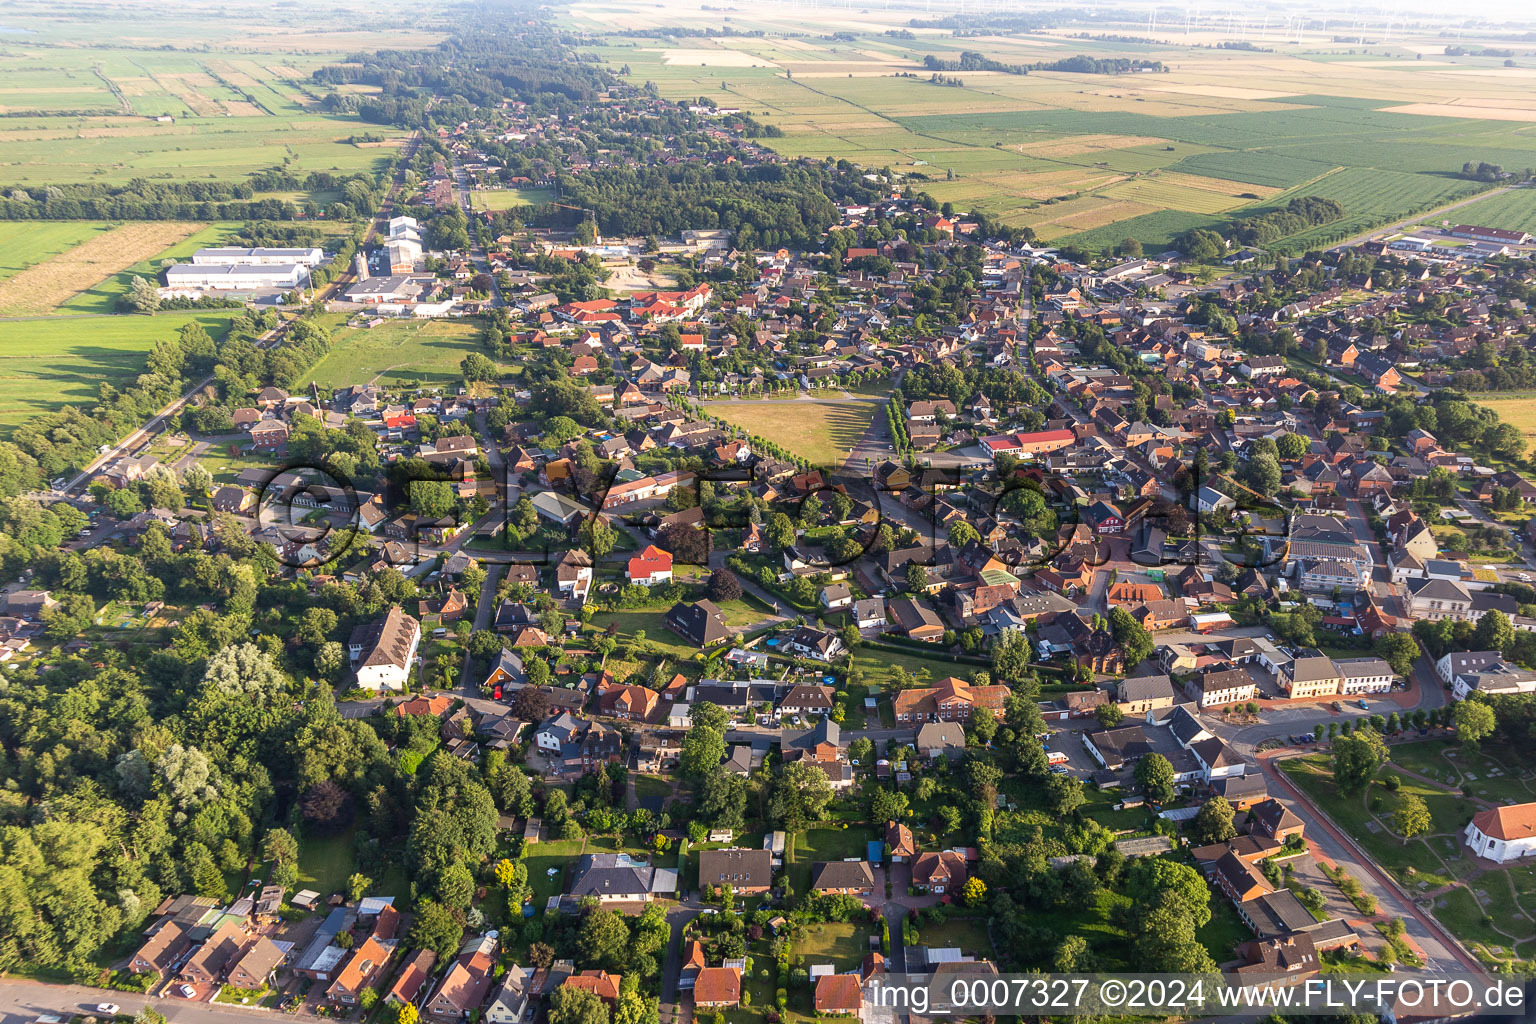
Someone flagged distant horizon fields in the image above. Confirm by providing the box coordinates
[1,1,1536,432]
[570,3,1536,250]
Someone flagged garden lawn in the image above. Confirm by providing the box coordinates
[296,829,358,897]
[586,607,698,658]
[850,645,980,689]
[1198,895,1253,962]
[788,825,872,894]
[524,838,588,909]
[790,921,877,973]
[634,775,673,801]
[915,916,994,957]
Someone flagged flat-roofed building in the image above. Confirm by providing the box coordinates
[192,246,324,266]
[164,263,308,292]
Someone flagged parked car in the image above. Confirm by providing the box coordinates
[1358,699,1370,709]
[95,1005,121,1016]
[178,985,196,998]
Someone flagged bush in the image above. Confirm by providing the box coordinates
[1381,774,1401,791]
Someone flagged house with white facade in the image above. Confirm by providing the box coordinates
[1463,803,1536,864]
[347,606,421,690]
[1335,657,1394,695]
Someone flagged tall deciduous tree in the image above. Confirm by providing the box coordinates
[1134,753,1176,804]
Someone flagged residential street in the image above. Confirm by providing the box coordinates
[0,981,322,1024]
[1256,751,1480,973]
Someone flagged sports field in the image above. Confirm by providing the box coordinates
[711,395,880,467]
[0,310,238,432]
[304,318,497,390]
[469,187,556,211]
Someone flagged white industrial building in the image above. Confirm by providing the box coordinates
[163,262,309,293]
[345,275,428,304]
[192,246,325,267]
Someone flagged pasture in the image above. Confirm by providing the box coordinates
[0,43,406,189]
[304,317,494,390]
[0,310,237,432]
[710,395,880,467]
[0,221,205,316]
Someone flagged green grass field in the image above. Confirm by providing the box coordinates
[791,921,877,972]
[913,916,995,957]
[0,222,116,281]
[304,317,492,389]
[523,837,589,910]
[296,828,358,897]
[711,396,879,467]
[470,187,556,210]
[0,310,238,432]
[1428,187,1536,235]
[1470,395,1536,460]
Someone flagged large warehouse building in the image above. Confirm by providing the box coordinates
[164,263,309,293]
[192,246,325,266]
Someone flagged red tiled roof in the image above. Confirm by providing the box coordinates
[815,974,863,1012]
[1471,802,1536,843]
[693,967,741,1006]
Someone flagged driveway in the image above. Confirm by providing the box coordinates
[659,906,700,1024]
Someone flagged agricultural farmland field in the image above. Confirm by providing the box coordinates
[0,222,117,282]
[58,222,246,315]
[0,310,238,432]
[0,42,409,191]
[589,24,1536,251]
[1425,187,1536,236]
[0,221,205,317]
[1469,395,1536,459]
